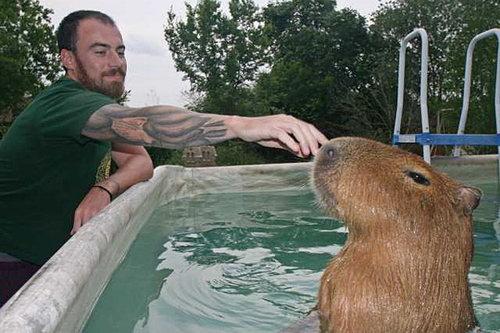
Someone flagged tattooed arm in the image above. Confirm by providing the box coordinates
[82,104,233,149]
[82,104,328,156]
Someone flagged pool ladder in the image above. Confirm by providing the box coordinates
[392,28,500,164]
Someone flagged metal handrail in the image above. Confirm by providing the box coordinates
[393,28,431,163]
[453,28,500,157]
[393,28,500,166]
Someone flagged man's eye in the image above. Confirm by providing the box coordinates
[95,50,106,55]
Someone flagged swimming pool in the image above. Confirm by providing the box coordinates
[84,161,499,332]
[0,158,498,332]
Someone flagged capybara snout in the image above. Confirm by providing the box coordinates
[312,137,482,333]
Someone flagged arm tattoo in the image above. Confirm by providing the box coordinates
[82,104,230,149]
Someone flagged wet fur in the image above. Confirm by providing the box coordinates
[312,137,481,333]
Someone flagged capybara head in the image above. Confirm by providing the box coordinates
[313,137,481,238]
[312,137,482,333]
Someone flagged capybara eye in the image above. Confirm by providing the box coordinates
[326,148,335,159]
[405,170,430,186]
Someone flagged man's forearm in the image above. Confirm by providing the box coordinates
[93,142,154,199]
[72,147,153,235]
[103,157,151,196]
[83,104,239,149]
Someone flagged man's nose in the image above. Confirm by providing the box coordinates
[108,51,125,68]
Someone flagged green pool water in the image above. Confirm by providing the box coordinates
[84,171,500,332]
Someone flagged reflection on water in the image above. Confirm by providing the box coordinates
[84,182,500,333]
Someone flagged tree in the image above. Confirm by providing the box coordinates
[0,0,60,125]
[165,0,499,161]
[164,0,389,159]
[164,0,266,115]
[255,0,376,139]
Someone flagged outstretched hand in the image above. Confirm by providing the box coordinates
[227,114,328,157]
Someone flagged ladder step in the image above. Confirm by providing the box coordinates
[392,133,500,146]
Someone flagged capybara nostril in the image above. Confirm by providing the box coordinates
[325,148,335,159]
[319,144,336,161]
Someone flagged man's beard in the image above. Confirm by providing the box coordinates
[74,56,126,99]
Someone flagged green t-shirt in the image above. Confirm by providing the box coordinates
[0,77,115,265]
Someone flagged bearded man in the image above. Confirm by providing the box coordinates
[0,10,327,306]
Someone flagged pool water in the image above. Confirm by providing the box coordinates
[84,179,500,332]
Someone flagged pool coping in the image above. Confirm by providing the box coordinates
[0,156,496,332]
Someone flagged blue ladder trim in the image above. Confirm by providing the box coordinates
[392,133,500,146]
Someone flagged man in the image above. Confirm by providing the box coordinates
[0,10,327,306]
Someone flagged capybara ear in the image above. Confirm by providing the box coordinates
[457,186,482,213]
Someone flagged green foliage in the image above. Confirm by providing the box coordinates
[0,0,60,121]
[165,0,384,142]
[212,141,266,165]
[165,0,266,115]
[145,147,183,166]
[165,0,499,163]
[145,142,269,167]
[256,1,381,139]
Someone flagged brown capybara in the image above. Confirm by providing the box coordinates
[312,137,481,333]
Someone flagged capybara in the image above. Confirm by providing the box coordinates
[312,137,481,333]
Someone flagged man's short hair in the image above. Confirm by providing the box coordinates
[56,10,116,52]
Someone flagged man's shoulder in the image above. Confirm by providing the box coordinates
[35,77,114,109]
[42,77,88,98]
[28,77,82,107]
[41,77,79,94]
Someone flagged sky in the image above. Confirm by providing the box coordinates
[39,0,381,107]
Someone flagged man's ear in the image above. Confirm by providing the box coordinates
[60,49,76,71]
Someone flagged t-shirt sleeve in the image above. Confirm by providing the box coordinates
[41,89,115,144]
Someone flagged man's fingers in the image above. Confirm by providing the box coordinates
[276,131,302,156]
[297,123,328,156]
[288,123,311,156]
[300,122,320,156]
[71,187,112,235]
[278,117,306,155]
[281,116,327,157]
[305,124,327,156]
[272,116,309,157]
[265,125,313,158]
[71,209,99,235]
